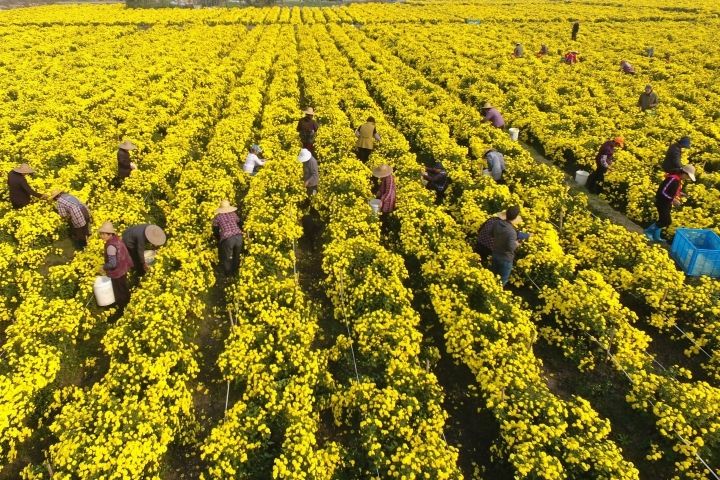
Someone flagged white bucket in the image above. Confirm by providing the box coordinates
[93,275,115,307]
[508,127,520,141]
[575,170,590,186]
[482,169,492,177]
[144,250,156,265]
[368,199,381,214]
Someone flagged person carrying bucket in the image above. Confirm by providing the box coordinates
[297,107,319,155]
[212,200,244,276]
[586,136,624,194]
[48,189,91,250]
[98,221,133,314]
[372,164,396,214]
[644,164,696,242]
[7,163,45,209]
[481,102,505,129]
[122,224,166,277]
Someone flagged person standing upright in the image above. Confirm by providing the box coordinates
[372,164,396,214]
[586,137,624,194]
[98,221,133,313]
[355,116,381,163]
[644,165,696,242]
[491,206,524,287]
[298,148,319,196]
[8,163,44,209]
[117,140,137,186]
[212,200,244,276]
[571,21,580,40]
[297,107,319,155]
[638,85,659,111]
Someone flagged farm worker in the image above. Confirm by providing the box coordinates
[484,148,506,182]
[662,136,691,173]
[571,21,580,40]
[297,107,319,155]
[563,51,579,64]
[355,116,381,163]
[116,140,137,185]
[298,148,319,196]
[476,211,531,262]
[122,224,166,277]
[243,144,265,176]
[536,44,549,57]
[638,85,659,111]
[372,164,396,214]
[646,46,655,58]
[7,163,45,209]
[644,165,696,242]
[513,43,524,58]
[98,221,133,313]
[620,60,636,75]
[48,190,91,250]
[586,137,624,194]
[422,161,449,204]
[491,206,526,287]
[212,200,244,276]
[481,102,505,129]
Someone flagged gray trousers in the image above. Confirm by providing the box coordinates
[219,234,243,275]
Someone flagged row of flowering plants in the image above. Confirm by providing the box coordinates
[15,25,267,479]
[200,26,343,479]
[320,23,640,479]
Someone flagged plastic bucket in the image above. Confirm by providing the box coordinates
[144,250,156,265]
[93,276,115,307]
[508,127,520,141]
[369,199,381,214]
[575,170,590,186]
[482,169,492,177]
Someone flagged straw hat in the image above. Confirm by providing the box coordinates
[12,163,34,174]
[298,148,312,163]
[118,140,137,150]
[215,200,237,214]
[682,164,696,182]
[47,189,64,200]
[144,225,166,246]
[482,102,494,109]
[372,164,393,178]
[303,107,315,115]
[98,221,116,234]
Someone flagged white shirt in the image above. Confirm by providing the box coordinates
[243,153,265,173]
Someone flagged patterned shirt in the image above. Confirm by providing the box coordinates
[212,212,242,242]
[56,193,88,228]
[378,174,396,213]
[477,217,502,251]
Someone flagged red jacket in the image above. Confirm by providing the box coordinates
[104,235,134,278]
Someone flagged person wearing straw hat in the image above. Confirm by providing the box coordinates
[638,85,659,112]
[297,107,319,154]
[212,200,244,276]
[7,163,45,209]
[298,148,319,196]
[372,164,396,214]
[484,148,506,183]
[355,116,381,163]
[662,136,690,173]
[48,189,91,250]
[491,206,525,287]
[481,102,505,129]
[98,221,134,313]
[644,164,696,242]
[243,144,265,176]
[476,210,530,264]
[122,224,166,277]
[116,140,137,185]
[586,136,624,194]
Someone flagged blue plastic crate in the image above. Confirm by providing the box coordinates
[670,228,720,278]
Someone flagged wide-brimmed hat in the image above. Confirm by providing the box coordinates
[98,221,116,234]
[372,164,393,178]
[118,140,137,150]
[215,200,237,214]
[482,102,494,109]
[682,164,696,182]
[48,189,64,200]
[303,107,315,115]
[298,148,312,163]
[145,225,166,246]
[12,163,34,174]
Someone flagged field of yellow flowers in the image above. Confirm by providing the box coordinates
[1,1,719,479]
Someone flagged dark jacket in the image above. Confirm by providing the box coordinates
[656,173,682,206]
[122,224,149,271]
[491,220,519,262]
[117,149,132,179]
[297,117,319,144]
[662,143,683,173]
[8,171,42,209]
